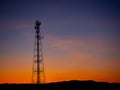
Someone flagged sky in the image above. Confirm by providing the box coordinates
[0,0,120,83]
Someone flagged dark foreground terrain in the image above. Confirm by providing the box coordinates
[0,80,120,90]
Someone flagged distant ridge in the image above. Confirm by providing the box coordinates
[1,80,120,84]
[1,80,120,90]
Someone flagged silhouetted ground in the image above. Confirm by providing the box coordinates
[0,80,120,90]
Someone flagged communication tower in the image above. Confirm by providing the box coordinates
[32,20,45,84]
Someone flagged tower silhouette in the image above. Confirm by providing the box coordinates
[32,20,45,84]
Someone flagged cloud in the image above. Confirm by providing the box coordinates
[44,34,120,54]
[0,20,33,32]
[44,35,120,71]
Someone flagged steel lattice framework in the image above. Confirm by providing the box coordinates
[32,20,45,84]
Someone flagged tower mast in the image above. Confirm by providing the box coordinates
[32,20,45,84]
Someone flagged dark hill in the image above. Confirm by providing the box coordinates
[1,80,120,90]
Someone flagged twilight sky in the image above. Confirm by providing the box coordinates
[0,0,120,83]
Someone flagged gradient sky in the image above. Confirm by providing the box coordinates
[0,0,120,83]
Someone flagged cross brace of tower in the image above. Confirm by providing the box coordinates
[32,20,45,84]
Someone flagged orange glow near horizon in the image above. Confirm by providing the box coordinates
[0,36,120,84]
[0,69,120,84]
[0,55,120,84]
